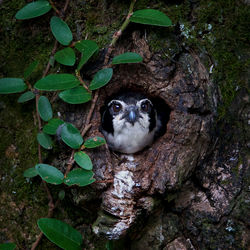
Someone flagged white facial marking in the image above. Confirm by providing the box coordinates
[108,100,127,109]
[136,98,153,107]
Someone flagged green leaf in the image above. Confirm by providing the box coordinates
[54,47,76,66]
[50,16,73,46]
[130,9,172,27]
[89,68,113,90]
[0,78,27,94]
[75,40,99,70]
[15,1,51,20]
[35,74,80,91]
[112,52,143,64]
[43,118,64,135]
[35,164,64,185]
[58,190,65,200]
[23,167,38,178]
[17,91,35,103]
[74,152,93,170]
[37,218,82,250]
[38,96,53,121]
[64,169,95,187]
[0,243,16,250]
[61,123,83,149]
[84,136,106,148]
[24,60,39,79]
[37,132,53,149]
[59,86,92,104]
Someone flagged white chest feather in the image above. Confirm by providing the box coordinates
[105,114,155,154]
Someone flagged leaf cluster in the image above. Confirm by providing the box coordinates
[0,1,172,249]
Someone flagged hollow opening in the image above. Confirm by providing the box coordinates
[99,88,171,154]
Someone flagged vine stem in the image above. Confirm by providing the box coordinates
[48,0,60,16]
[36,40,58,163]
[31,1,70,249]
[110,0,136,47]
[64,90,99,176]
[63,0,70,13]
[75,70,91,93]
[33,0,137,249]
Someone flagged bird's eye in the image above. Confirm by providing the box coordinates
[112,103,122,113]
[141,101,150,112]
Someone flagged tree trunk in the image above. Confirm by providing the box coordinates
[0,0,249,249]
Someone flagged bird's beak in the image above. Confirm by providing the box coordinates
[123,106,138,125]
[128,110,136,123]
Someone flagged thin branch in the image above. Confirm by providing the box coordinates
[35,40,58,164]
[81,90,100,134]
[75,70,91,93]
[48,0,60,16]
[35,94,42,132]
[31,181,59,250]
[64,150,75,176]
[33,1,137,248]
[65,0,137,179]
[31,195,60,250]
[42,41,58,78]
[32,0,71,248]
[110,0,136,47]
[63,0,70,13]
[64,90,100,176]
[31,232,43,250]
[35,92,43,164]
[81,123,92,138]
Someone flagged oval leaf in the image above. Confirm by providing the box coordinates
[50,16,73,46]
[84,136,106,148]
[37,132,53,149]
[74,152,93,170]
[23,167,38,178]
[89,68,113,90]
[0,78,27,94]
[17,91,35,103]
[64,169,95,187]
[38,218,82,250]
[38,96,53,121]
[34,74,80,91]
[112,52,143,64]
[54,47,76,66]
[0,243,16,250]
[61,123,83,149]
[15,1,51,20]
[130,9,172,27]
[35,164,64,185]
[43,118,64,135]
[59,86,92,104]
[75,40,99,70]
[24,60,39,79]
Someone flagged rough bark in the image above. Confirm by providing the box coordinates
[0,0,249,249]
[82,32,217,239]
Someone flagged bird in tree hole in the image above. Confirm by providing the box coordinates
[100,91,170,154]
